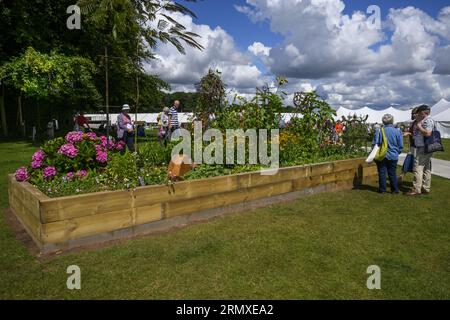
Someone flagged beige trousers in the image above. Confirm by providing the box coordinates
[413,148,432,193]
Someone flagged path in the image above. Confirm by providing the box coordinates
[398,154,450,179]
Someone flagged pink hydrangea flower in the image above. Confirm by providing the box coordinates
[95,144,104,152]
[67,172,75,180]
[43,167,57,179]
[96,150,108,163]
[31,159,43,169]
[76,170,88,178]
[85,132,97,140]
[116,141,126,151]
[100,136,108,149]
[15,167,29,182]
[32,150,45,162]
[65,131,84,144]
[58,143,78,159]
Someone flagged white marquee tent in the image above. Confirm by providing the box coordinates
[85,99,450,138]
[432,99,450,138]
[334,99,450,138]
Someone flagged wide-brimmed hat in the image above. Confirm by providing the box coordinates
[122,104,131,111]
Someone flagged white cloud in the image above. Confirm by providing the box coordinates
[236,0,450,108]
[145,12,266,93]
[248,42,271,57]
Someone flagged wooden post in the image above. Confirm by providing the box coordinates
[134,71,139,150]
[0,83,7,137]
[105,46,110,148]
[17,94,25,137]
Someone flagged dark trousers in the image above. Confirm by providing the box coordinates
[376,159,399,193]
[120,131,135,154]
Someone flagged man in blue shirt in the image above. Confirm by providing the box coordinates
[169,100,180,133]
[373,114,404,194]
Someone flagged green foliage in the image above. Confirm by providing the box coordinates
[287,91,337,156]
[195,69,226,128]
[0,47,100,104]
[341,114,371,153]
[184,165,233,180]
[163,92,200,112]
[138,142,174,167]
[140,166,168,186]
[214,77,287,131]
[104,151,139,190]
[35,174,103,198]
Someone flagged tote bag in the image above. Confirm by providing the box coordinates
[374,127,388,162]
[424,121,444,154]
[366,144,380,163]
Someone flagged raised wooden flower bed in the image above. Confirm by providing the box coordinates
[8,158,377,254]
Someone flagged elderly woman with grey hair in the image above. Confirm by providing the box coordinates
[372,114,404,194]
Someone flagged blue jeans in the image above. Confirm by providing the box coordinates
[376,159,399,193]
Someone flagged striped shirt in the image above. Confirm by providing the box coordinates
[169,107,179,128]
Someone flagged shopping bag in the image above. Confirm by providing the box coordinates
[374,127,388,162]
[366,144,380,163]
[401,154,414,173]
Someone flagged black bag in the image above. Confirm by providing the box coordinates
[424,122,444,154]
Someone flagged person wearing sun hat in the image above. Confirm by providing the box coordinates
[117,104,135,154]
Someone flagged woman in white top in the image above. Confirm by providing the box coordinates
[157,107,170,146]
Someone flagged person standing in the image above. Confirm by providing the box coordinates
[74,111,91,132]
[407,105,434,196]
[157,107,170,146]
[373,114,404,194]
[169,100,180,137]
[399,107,419,184]
[117,104,135,154]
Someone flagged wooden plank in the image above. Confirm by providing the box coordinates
[237,166,310,189]
[8,177,43,221]
[165,181,293,218]
[335,169,358,182]
[333,158,365,173]
[134,175,239,207]
[363,165,378,177]
[310,163,334,177]
[40,190,133,223]
[10,193,41,242]
[42,208,134,244]
[135,204,162,225]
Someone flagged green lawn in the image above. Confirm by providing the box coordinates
[0,141,449,299]
[433,139,450,161]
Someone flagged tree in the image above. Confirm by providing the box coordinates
[195,69,226,128]
[0,47,100,135]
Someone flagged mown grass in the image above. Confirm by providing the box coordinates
[433,139,450,161]
[0,140,449,300]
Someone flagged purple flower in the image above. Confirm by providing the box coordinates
[65,131,84,144]
[85,132,97,140]
[96,150,108,163]
[67,172,75,180]
[32,150,45,162]
[76,170,88,178]
[58,143,78,159]
[31,159,43,169]
[43,167,57,180]
[116,141,125,151]
[15,167,29,182]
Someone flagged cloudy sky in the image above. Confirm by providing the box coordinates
[145,0,450,110]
